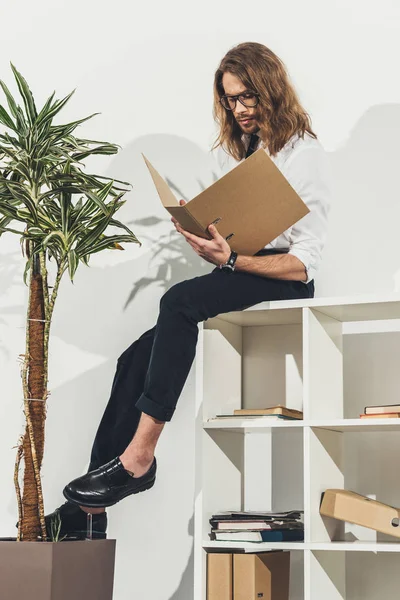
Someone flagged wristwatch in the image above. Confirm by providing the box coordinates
[219,250,238,273]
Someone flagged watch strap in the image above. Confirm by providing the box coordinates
[220,250,238,272]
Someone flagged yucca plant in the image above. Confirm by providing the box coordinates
[0,64,140,541]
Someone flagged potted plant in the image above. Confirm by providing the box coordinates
[0,64,139,599]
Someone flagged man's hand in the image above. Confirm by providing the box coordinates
[172,200,231,266]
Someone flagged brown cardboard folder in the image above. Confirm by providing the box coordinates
[320,489,400,538]
[142,149,310,256]
[206,551,290,600]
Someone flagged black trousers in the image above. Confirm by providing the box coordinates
[88,257,314,471]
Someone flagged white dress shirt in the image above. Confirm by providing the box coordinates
[214,132,332,283]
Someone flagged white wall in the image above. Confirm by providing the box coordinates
[0,1,400,599]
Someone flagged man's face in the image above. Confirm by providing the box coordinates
[221,72,260,135]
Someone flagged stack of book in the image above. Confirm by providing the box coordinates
[360,403,400,419]
[214,405,303,422]
[209,510,304,543]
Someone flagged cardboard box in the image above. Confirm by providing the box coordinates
[320,489,400,538]
[207,553,233,600]
[142,149,309,256]
[207,551,290,600]
[234,552,290,600]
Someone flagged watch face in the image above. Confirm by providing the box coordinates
[222,264,235,273]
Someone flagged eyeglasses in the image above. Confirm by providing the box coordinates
[220,92,260,111]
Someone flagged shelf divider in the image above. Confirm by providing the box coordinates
[303,307,343,421]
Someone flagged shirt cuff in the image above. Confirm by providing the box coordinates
[287,249,313,284]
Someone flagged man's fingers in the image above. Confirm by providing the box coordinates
[171,200,185,225]
[207,223,221,239]
[175,221,210,250]
[175,221,186,233]
[186,238,201,253]
[179,228,201,245]
[187,239,199,250]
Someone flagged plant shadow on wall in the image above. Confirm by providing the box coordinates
[0,251,25,360]
[124,163,219,309]
[48,133,220,357]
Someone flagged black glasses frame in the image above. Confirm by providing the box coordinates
[219,92,260,111]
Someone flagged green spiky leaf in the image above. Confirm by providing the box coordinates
[0,64,140,289]
[10,63,37,125]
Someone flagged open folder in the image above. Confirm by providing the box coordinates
[142,148,310,256]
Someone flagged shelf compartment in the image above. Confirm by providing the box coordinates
[343,325,400,419]
[309,548,400,600]
[306,427,400,546]
[200,427,304,548]
[202,316,304,419]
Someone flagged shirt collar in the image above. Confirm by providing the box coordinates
[244,130,261,139]
[243,131,268,155]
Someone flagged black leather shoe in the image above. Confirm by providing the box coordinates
[63,457,157,508]
[16,501,107,540]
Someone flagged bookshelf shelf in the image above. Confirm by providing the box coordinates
[214,293,400,326]
[308,541,400,553]
[194,294,400,600]
[202,540,400,553]
[203,417,400,433]
[309,419,400,432]
[203,417,304,431]
[202,540,306,552]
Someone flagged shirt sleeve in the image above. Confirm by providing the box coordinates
[283,146,332,284]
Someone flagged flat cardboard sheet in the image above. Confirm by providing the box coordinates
[142,149,309,256]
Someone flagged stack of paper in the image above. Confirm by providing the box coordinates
[209,510,304,543]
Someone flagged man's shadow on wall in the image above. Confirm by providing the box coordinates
[317,103,400,296]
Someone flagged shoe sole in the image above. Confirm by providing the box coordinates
[62,479,155,508]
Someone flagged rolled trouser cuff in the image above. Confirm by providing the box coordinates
[136,393,174,422]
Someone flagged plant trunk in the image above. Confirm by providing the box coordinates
[21,264,47,541]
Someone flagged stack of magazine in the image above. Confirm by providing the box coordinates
[209,510,304,543]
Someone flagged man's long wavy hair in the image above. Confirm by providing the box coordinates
[213,42,317,160]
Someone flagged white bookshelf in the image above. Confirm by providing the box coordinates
[193,294,400,600]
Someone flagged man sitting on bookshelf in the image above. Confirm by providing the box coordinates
[42,41,331,540]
